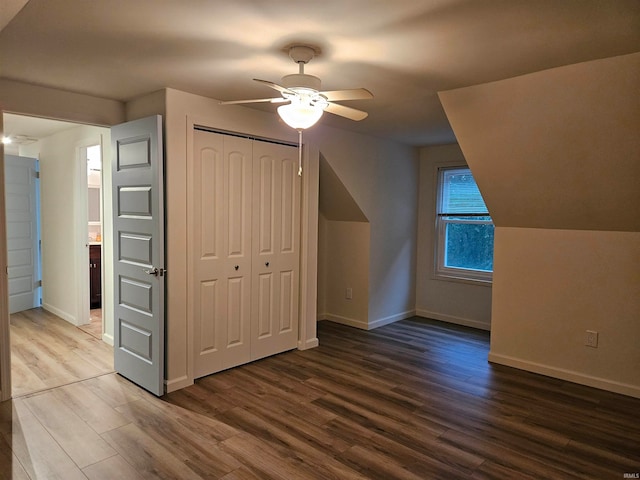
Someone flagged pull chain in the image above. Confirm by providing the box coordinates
[297,129,303,176]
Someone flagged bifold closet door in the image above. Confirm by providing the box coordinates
[192,130,301,379]
[193,130,252,377]
[251,141,300,360]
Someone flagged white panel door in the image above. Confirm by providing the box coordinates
[193,130,252,378]
[251,142,300,359]
[4,155,40,314]
[111,115,165,396]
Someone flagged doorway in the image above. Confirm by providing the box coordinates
[2,113,114,397]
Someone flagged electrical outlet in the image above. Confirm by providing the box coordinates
[345,288,353,300]
[585,330,598,348]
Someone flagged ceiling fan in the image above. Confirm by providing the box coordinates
[220,45,373,130]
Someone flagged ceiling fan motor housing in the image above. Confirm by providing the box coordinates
[281,73,321,91]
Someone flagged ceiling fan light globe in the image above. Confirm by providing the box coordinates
[277,103,323,129]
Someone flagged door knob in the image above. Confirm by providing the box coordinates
[144,267,165,277]
[234,265,239,271]
[265,262,270,267]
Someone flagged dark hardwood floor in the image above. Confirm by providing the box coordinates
[1,317,639,479]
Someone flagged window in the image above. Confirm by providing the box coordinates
[435,167,494,283]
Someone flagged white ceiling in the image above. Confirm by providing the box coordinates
[1,0,639,146]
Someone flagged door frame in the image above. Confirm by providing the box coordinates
[76,137,104,328]
[0,114,11,400]
[0,112,113,401]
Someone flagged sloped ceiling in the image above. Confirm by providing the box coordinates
[439,52,640,232]
[1,0,639,146]
[319,154,368,223]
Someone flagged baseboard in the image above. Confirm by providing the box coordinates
[369,309,416,329]
[323,310,415,331]
[165,375,193,394]
[488,352,640,399]
[323,313,369,330]
[102,333,114,346]
[298,337,319,350]
[42,303,77,326]
[415,309,491,331]
[317,313,328,321]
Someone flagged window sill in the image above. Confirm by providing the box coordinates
[433,272,493,287]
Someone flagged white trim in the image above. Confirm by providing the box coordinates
[323,310,416,331]
[102,333,114,346]
[415,308,491,331]
[369,310,416,329]
[42,303,77,325]
[0,138,11,401]
[298,337,319,350]
[324,314,369,330]
[165,375,193,394]
[488,352,640,399]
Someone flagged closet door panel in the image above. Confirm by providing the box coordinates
[251,142,300,360]
[193,131,252,377]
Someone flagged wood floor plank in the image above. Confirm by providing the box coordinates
[102,422,203,480]
[114,398,241,478]
[2,316,638,479]
[0,436,30,480]
[83,454,145,480]
[10,307,114,397]
[23,390,117,468]
[51,381,131,434]
[6,398,87,480]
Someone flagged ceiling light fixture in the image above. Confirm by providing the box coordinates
[277,95,327,130]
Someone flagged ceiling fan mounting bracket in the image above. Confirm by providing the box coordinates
[288,45,317,64]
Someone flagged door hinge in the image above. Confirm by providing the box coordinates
[36,280,42,287]
[34,171,40,179]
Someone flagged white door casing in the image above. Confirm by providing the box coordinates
[111,115,165,396]
[192,130,300,378]
[5,155,40,314]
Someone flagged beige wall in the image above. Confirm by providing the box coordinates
[415,144,492,330]
[439,52,640,397]
[320,220,370,328]
[439,52,640,232]
[0,79,124,127]
[308,126,419,328]
[492,227,640,396]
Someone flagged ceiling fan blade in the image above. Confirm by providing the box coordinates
[219,97,288,105]
[320,88,374,102]
[253,78,296,95]
[324,102,369,121]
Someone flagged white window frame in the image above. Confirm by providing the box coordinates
[435,166,493,285]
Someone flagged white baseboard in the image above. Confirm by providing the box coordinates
[322,310,415,331]
[415,309,491,331]
[488,352,640,399]
[317,313,328,321]
[298,337,319,350]
[102,333,114,346]
[165,375,193,394]
[323,313,369,330]
[369,310,416,329]
[42,303,77,326]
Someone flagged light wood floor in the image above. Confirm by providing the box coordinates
[10,308,113,397]
[1,317,639,479]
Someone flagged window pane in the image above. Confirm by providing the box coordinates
[440,168,488,215]
[444,222,494,272]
